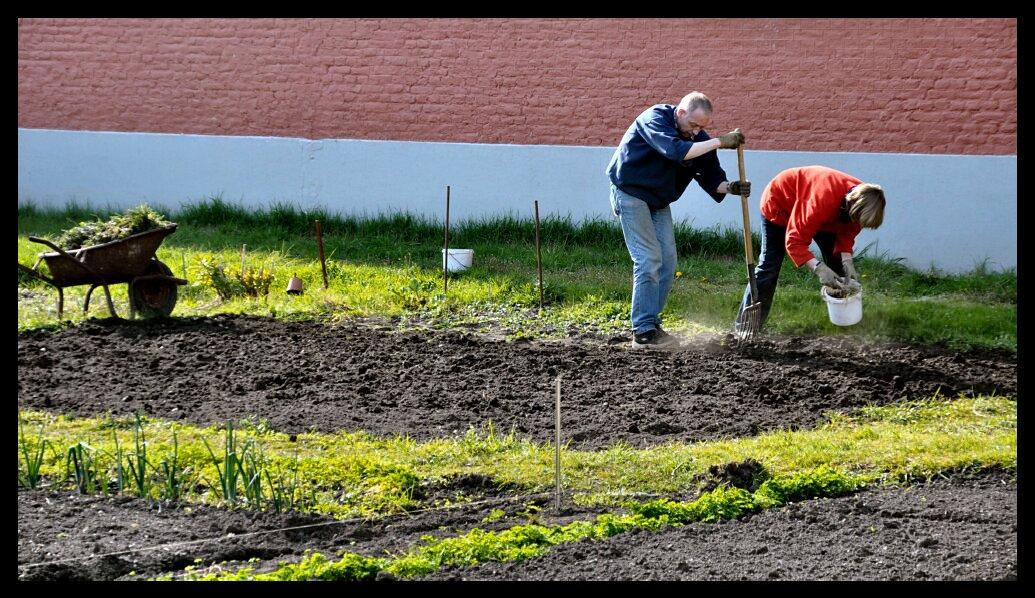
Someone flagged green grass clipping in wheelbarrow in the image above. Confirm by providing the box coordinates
[51,204,174,250]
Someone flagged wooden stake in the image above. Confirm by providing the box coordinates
[534,200,544,311]
[555,374,562,511]
[315,220,328,289]
[443,185,451,293]
[240,244,247,274]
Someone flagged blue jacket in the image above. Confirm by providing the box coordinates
[606,104,728,210]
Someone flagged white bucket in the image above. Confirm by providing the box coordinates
[442,248,474,272]
[821,285,863,326]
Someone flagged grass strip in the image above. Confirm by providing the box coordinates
[17,395,1015,519]
[18,199,1016,350]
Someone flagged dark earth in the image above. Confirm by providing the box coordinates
[16,314,1016,450]
[423,470,1017,581]
[17,315,1017,581]
[18,470,1017,581]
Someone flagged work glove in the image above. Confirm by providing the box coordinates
[840,278,862,293]
[717,128,745,149]
[842,256,860,283]
[813,262,846,289]
[728,180,751,196]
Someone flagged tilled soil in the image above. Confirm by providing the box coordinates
[16,315,1016,450]
[18,471,1016,581]
[16,315,1018,581]
[422,470,1017,582]
[17,484,578,581]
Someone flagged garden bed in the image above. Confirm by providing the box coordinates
[16,315,1015,450]
[16,315,1017,581]
[18,470,1016,581]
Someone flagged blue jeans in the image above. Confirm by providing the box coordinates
[610,184,677,334]
[736,216,845,329]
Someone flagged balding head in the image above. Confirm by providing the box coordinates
[674,92,714,138]
[677,92,713,115]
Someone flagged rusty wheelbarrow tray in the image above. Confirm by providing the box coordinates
[18,224,188,320]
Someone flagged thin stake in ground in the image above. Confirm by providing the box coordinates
[555,374,562,511]
[443,185,451,294]
[315,220,328,290]
[534,200,545,311]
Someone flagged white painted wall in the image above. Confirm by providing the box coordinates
[18,128,1016,273]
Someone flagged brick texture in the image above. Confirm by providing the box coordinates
[17,18,1017,155]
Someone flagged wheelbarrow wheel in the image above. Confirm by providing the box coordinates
[131,259,178,318]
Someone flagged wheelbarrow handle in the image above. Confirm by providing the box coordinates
[28,236,70,254]
[27,236,105,283]
[18,262,57,287]
[27,235,81,257]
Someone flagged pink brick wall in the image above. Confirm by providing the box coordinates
[17,18,1016,155]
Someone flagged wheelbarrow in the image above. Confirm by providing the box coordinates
[18,224,188,319]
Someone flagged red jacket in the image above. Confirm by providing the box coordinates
[760,166,863,267]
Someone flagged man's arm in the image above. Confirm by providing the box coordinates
[682,129,745,161]
[682,138,722,161]
[635,110,742,162]
[689,145,730,203]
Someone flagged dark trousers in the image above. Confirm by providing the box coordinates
[736,217,845,330]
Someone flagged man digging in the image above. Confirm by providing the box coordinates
[607,91,749,350]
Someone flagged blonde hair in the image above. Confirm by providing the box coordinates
[846,183,886,229]
[677,92,713,115]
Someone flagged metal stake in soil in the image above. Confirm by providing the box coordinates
[315,220,329,290]
[555,374,562,511]
[443,185,451,294]
[534,200,545,311]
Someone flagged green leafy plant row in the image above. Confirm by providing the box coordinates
[177,466,865,581]
[17,413,421,517]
